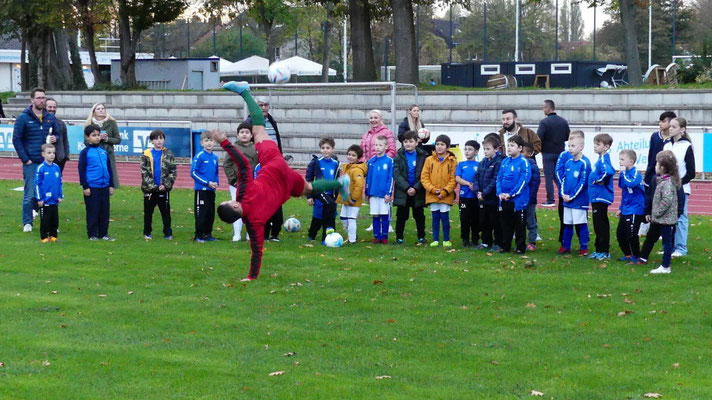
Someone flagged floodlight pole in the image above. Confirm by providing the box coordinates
[672,0,677,58]
[592,3,596,60]
[648,1,652,69]
[449,6,453,63]
[483,2,487,61]
[555,0,559,61]
[515,0,520,62]
[343,16,348,82]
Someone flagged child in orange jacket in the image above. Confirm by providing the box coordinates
[337,144,368,244]
[421,135,458,247]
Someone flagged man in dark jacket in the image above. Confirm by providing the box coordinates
[537,99,570,206]
[12,88,58,232]
[46,98,71,172]
[393,131,428,244]
[245,98,282,154]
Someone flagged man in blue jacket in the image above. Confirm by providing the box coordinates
[537,99,570,207]
[12,88,58,233]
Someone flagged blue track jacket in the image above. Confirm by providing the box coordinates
[497,155,531,211]
[366,154,394,198]
[474,154,503,206]
[618,167,645,215]
[588,153,616,204]
[34,161,63,205]
[528,157,541,206]
[561,155,591,210]
[78,144,113,189]
[191,150,219,191]
[555,150,572,190]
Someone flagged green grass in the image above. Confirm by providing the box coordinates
[1,180,711,399]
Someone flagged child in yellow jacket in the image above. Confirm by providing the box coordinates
[337,145,368,244]
[421,135,458,247]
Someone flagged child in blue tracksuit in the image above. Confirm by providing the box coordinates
[455,140,480,247]
[191,131,219,242]
[366,136,394,243]
[588,133,616,260]
[79,124,114,241]
[559,134,591,255]
[473,135,504,250]
[616,149,646,262]
[35,143,63,242]
[522,142,540,250]
[306,137,340,242]
[497,136,531,253]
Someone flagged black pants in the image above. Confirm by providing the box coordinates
[459,197,480,244]
[308,195,336,241]
[499,201,526,252]
[39,204,59,239]
[85,186,110,238]
[395,196,425,241]
[264,206,283,239]
[479,203,502,247]
[558,198,582,242]
[56,158,67,173]
[591,202,610,253]
[144,190,172,237]
[616,214,643,258]
[542,153,558,203]
[194,190,215,239]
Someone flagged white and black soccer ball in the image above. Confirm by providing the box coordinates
[268,62,291,84]
[283,217,301,233]
[324,231,344,248]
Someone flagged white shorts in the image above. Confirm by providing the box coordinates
[340,205,360,219]
[563,207,588,225]
[369,197,391,215]
[429,203,452,213]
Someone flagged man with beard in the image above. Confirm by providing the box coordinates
[46,98,71,172]
[498,109,541,156]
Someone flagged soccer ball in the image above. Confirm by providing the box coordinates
[283,217,301,233]
[268,62,291,84]
[417,128,430,140]
[324,231,344,248]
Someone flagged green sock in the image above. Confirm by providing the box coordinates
[311,179,342,193]
[240,89,265,126]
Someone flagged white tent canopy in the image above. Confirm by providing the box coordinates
[280,56,336,76]
[220,55,269,77]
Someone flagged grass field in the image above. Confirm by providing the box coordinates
[1,179,711,399]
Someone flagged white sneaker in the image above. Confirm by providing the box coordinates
[23,224,32,232]
[536,235,543,242]
[671,251,684,258]
[650,265,671,274]
[32,210,38,219]
[388,225,394,233]
[232,235,241,242]
[365,224,373,232]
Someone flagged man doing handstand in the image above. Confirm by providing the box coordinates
[216,81,349,281]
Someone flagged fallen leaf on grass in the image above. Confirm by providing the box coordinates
[447,249,457,253]
[283,352,296,357]
[624,298,636,304]
[375,375,391,379]
[617,310,634,317]
[602,344,612,348]
[644,393,662,398]
[128,291,134,295]
[672,363,680,368]
[373,280,383,285]
[42,360,50,366]
[490,360,499,365]
[50,291,58,294]
[303,244,313,248]
[530,390,544,396]
[98,294,107,298]
[597,263,608,269]
[526,303,536,308]
[269,371,285,376]
[597,293,611,298]
[386,319,395,323]
[0,362,4,367]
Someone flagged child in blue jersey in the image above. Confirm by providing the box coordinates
[35,143,63,242]
[473,135,504,250]
[522,142,540,251]
[558,134,591,256]
[497,135,531,254]
[555,130,585,244]
[191,131,219,242]
[366,135,394,243]
[616,149,646,262]
[587,133,616,260]
[79,124,114,241]
[455,140,480,248]
[306,137,341,243]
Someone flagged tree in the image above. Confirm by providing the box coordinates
[561,0,570,42]
[569,1,584,41]
[192,24,267,60]
[74,0,112,86]
[390,0,418,84]
[349,0,377,81]
[115,0,187,87]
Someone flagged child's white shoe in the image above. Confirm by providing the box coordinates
[232,235,241,242]
[649,265,671,274]
[365,224,373,231]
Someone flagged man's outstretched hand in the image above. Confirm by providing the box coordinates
[211,129,227,143]
[223,81,250,94]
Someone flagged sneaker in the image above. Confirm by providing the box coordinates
[49,236,57,242]
[498,248,509,253]
[338,174,351,201]
[89,236,99,241]
[102,236,115,242]
[308,237,316,242]
[222,80,250,94]
[542,201,556,207]
[194,238,206,243]
[232,235,241,242]
[41,238,50,243]
[527,243,536,251]
[618,255,632,262]
[535,235,543,242]
[557,246,571,254]
[490,245,502,252]
[240,276,256,282]
[388,225,394,233]
[579,249,589,257]
[395,239,404,245]
[596,253,611,260]
[205,236,217,242]
[365,224,373,232]
[628,259,648,265]
[325,228,335,235]
[443,241,452,247]
[587,252,600,259]
[165,235,173,240]
[144,235,152,240]
[474,244,489,250]
[23,224,32,233]
[649,265,671,274]
[32,210,38,219]
[462,240,471,248]
[430,241,439,247]
[372,239,381,244]
[381,239,389,244]
[417,238,427,245]
[270,237,281,242]
[671,251,684,258]
[514,249,526,255]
